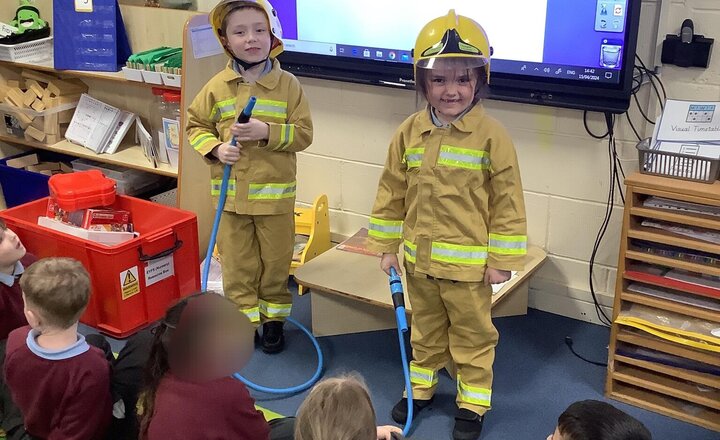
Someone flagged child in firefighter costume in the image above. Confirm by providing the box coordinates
[186,0,313,354]
[368,11,527,440]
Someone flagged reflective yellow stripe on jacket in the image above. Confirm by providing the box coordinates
[190,133,218,152]
[403,240,417,264]
[457,376,492,407]
[259,300,292,318]
[488,233,527,256]
[430,242,488,265]
[210,179,237,196]
[211,97,237,121]
[254,99,288,119]
[368,218,403,240]
[438,145,490,170]
[272,124,295,151]
[248,182,296,200]
[403,147,425,168]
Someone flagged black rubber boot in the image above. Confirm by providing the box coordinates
[261,321,285,354]
[391,396,434,424]
[452,408,484,440]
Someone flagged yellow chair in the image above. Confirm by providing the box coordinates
[291,194,331,295]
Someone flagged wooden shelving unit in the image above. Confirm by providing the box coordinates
[0,59,180,90]
[606,173,720,432]
[0,134,177,177]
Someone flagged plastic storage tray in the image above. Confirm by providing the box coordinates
[637,138,720,184]
[0,195,200,337]
[71,159,164,196]
[0,37,53,63]
[49,170,117,211]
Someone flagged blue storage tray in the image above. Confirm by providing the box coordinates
[0,151,75,208]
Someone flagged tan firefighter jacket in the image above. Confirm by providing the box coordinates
[187,59,312,215]
[368,104,527,282]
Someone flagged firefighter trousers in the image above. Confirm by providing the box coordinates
[405,273,499,416]
[218,211,294,325]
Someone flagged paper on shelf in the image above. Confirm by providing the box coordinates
[189,24,224,59]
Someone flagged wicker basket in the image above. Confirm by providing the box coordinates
[0,37,53,63]
[637,138,720,184]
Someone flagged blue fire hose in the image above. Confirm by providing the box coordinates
[201,96,323,395]
[389,267,413,437]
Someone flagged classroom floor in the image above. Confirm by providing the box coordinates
[90,282,718,440]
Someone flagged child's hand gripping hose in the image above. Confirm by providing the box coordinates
[201,96,323,395]
[389,267,413,437]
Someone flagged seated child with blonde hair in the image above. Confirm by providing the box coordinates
[296,374,403,440]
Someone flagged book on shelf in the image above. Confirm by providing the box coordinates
[630,239,720,266]
[65,94,135,155]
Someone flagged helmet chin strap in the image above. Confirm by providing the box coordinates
[233,55,268,71]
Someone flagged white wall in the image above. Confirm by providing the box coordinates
[294,0,720,324]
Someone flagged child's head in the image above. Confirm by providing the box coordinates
[549,400,652,440]
[295,374,377,440]
[0,219,26,273]
[139,292,254,436]
[20,257,90,331]
[413,10,492,122]
[210,0,284,64]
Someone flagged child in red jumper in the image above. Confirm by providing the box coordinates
[0,219,36,432]
[139,292,294,440]
[4,257,112,440]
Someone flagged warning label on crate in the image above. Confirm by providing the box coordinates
[120,267,140,300]
[144,255,175,287]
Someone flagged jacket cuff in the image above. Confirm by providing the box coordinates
[487,255,526,272]
[367,238,401,255]
[265,122,294,151]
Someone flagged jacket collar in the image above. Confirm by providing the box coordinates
[414,103,486,134]
[218,58,282,89]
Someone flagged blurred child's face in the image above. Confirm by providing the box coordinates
[425,68,478,123]
[222,7,272,65]
[0,225,26,272]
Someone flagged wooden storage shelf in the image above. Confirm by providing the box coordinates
[627,227,719,254]
[0,60,180,90]
[607,173,720,432]
[624,250,720,277]
[611,383,720,432]
[613,364,720,410]
[0,134,177,177]
[630,207,720,231]
[620,291,720,323]
[614,355,720,390]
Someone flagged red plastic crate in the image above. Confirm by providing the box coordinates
[0,195,200,338]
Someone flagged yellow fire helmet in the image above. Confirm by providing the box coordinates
[414,9,492,81]
[209,0,284,59]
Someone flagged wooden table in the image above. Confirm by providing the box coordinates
[294,245,547,336]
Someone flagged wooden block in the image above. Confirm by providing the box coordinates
[27,162,61,173]
[7,80,21,89]
[45,133,62,145]
[65,78,89,93]
[6,153,39,169]
[47,79,87,97]
[31,99,45,112]
[21,69,58,85]
[41,94,53,108]
[0,83,9,102]
[44,113,59,135]
[5,88,26,107]
[24,125,46,142]
[23,90,36,107]
[31,117,44,131]
[60,163,74,173]
[27,80,44,99]
[37,170,53,176]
